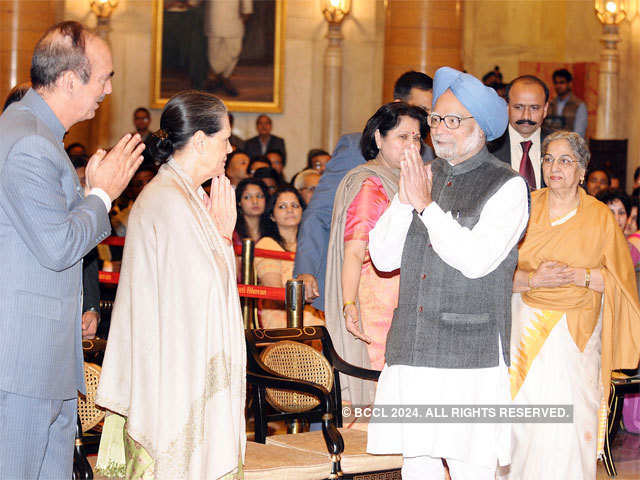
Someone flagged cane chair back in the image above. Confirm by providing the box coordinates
[77,362,105,432]
[260,340,334,413]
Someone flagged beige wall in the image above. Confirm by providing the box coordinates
[63,0,384,180]
[463,0,639,190]
[622,18,640,189]
[58,0,640,188]
[463,1,601,81]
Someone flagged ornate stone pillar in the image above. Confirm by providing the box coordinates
[321,1,350,152]
[590,1,629,188]
[596,24,621,139]
[382,0,463,102]
[322,23,344,152]
[87,19,114,153]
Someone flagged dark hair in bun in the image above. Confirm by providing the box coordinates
[147,90,227,164]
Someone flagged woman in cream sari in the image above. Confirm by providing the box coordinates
[95,91,246,479]
[325,102,428,406]
[506,131,640,479]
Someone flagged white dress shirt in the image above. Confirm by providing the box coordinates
[508,125,542,189]
[89,188,112,212]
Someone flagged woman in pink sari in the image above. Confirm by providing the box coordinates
[325,102,428,405]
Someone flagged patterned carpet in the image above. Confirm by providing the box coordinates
[87,425,640,479]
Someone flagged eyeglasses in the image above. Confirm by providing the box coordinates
[541,154,580,168]
[427,113,474,130]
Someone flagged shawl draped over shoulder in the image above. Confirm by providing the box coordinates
[519,188,640,403]
[96,160,246,479]
[325,159,399,405]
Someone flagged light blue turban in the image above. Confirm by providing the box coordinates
[432,67,508,141]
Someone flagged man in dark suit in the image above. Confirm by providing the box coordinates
[243,114,286,160]
[489,75,553,190]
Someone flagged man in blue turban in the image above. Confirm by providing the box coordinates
[366,67,530,479]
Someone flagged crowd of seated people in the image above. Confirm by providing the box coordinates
[254,186,324,327]
[90,106,329,275]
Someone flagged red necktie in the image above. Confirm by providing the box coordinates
[519,140,536,190]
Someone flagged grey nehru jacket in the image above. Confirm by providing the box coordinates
[385,147,521,369]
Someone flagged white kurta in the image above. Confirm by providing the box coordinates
[367,176,528,467]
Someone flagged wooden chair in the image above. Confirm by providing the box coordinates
[78,362,105,434]
[602,370,640,477]
[73,339,108,478]
[246,326,402,479]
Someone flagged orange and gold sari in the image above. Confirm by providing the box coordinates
[507,188,640,480]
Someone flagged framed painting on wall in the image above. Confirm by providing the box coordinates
[151,0,285,112]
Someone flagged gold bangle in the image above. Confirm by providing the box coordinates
[343,301,355,315]
[585,268,591,288]
[528,271,535,289]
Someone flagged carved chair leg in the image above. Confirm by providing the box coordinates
[604,384,620,477]
[253,386,268,444]
[72,414,93,480]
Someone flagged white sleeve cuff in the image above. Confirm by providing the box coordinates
[88,188,112,212]
[419,201,442,222]
[390,194,415,214]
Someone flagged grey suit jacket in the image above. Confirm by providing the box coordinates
[0,89,111,399]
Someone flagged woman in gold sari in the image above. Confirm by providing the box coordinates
[95,91,246,479]
[506,131,640,479]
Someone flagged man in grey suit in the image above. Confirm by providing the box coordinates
[0,21,144,479]
[489,75,554,190]
[293,71,434,310]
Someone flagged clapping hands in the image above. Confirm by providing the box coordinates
[85,133,145,201]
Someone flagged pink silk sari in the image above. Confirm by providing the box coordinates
[344,176,399,370]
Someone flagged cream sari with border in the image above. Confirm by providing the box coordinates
[96,159,246,479]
